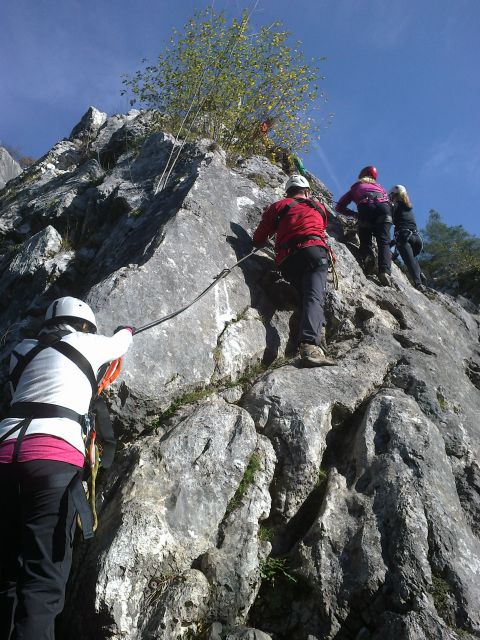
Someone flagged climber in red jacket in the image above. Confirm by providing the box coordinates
[253,175,334,367]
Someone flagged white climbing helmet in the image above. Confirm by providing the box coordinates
[389,184,407,197]
[45,297,97,332]
[285,174,310,191]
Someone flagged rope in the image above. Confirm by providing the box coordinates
[153,2,218,195]
[133,244,264,335]
[88,433,100,532]
[153,65,212,195]
[79,242,268,535]
[330,260,339,290]
[77,358,123,535]
[77,430,100,533]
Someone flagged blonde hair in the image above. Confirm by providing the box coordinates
[398,190,412,208]
[391,185,413,208]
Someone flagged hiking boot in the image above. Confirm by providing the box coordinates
[415,283,428,294]
[299,343,335,367]
[378,272,392,287]
[362,256,376,276]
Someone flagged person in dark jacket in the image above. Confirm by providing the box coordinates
[336,165,393,286]
[0,297,133,640]
[389,185,427,291]
[253,175,334,367]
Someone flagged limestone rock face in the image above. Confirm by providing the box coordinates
[200,435,276,626]
[69,105,108,141]
[0,146,22,189]
[1,107,479,640]
[226,630,273,640]
[0,225,74,325]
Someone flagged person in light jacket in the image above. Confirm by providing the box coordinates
[0,296,133,640]
[389,184,427,292]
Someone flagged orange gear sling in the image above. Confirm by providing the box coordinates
[82,357,123,532]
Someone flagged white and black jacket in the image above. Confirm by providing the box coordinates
[0,328,133,455]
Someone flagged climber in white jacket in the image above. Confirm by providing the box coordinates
[0,296,133,640]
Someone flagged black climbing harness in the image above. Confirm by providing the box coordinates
[358,190,390,206]
[1,332,119,539]
[270,196,339,289]
[393,228,424,252]
[274,197,327,230]
[3,333,96,453]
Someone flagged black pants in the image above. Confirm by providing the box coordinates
[395,229,423,286]
[358,202,392,274]
[281,245,329,346]
[0,460,79,640]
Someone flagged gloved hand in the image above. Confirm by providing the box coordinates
[114,325,135,334]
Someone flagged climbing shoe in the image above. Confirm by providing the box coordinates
[378,272,392,287]
[362,255,376,276]
[299,343,335,367]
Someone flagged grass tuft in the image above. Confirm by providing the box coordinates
[226,453,261,515]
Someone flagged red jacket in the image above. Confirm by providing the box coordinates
[253,197,328,265]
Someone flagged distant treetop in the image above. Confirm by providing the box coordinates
[420,209,480,303]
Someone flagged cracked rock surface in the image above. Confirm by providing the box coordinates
[1,107,479,639]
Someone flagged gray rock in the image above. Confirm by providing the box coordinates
[1,108,480,640]
[219,385,244,404]
[85,138,277,430]
[370,609,473,640]
[37,139,84,175]
[225,629,272,640]
[69,106,108,141]
[2,225,62,283]
[201,435,276,626]
[206,621,223,640]
[86,113,131,161]
[285,390,480,638]
[242,330,402,524]
[27,159,105,225]
[212,307,267,382]
[0,146,22,189]
[140,569,210,639]
[65,398,257,638]
[0,226,74,332]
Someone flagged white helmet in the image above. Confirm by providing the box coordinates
[285,174,310,191]
[389,184,407,197]
[45,297,97,332]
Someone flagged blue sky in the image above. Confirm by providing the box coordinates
[1,0,479,234]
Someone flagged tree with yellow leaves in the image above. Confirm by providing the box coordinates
[122,8,327,156]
